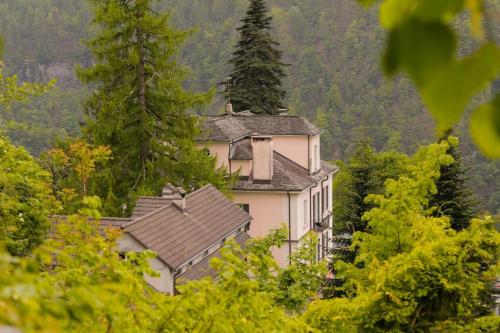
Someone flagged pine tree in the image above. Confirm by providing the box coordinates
[225,0,287,115]
[429,135,476,231]
[77,0,230,214]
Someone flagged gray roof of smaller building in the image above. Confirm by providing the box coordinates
[198,114,320,142]
[131,197,171,219]
[124,185,252,269]
[176,232,250,283]
[50,216,132,237]
[233,152,338,192]
[229,138,253,160]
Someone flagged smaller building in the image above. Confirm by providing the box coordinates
[121,184,251,293]
[51,184,251,294]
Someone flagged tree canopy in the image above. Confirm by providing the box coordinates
[224,0,287,114]
[77,0,231,214]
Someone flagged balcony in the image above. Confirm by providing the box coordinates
[314,216,330,232]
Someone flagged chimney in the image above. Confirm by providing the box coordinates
[161,183,187,211]
[251,135,273,183]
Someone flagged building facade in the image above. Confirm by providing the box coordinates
[53,184,251,294]
[198,111,338,267]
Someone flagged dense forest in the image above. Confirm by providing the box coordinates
[1,1,499,331]
[0,0,499,214]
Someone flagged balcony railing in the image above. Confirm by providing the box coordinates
[314,216,330,231]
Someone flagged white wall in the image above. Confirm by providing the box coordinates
[118,234,175,294]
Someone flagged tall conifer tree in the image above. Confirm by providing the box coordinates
[429,135,476,231]
[78,0,230,214]
[225,0,287,115]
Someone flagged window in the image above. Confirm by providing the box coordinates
[314,145,319,171]
[312,193,320,223]
[322,232,329,258]
[322,185,329,211]
[238,203,250,214]
[303,199,308,230]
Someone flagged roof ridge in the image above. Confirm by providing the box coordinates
[100,217,133,221]
[136,196,170,201]
[273,150,310,173]
[186,184,214,198]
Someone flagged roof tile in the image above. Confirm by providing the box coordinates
[125,185,251,269]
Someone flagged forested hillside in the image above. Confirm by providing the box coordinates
[0,0,499,213]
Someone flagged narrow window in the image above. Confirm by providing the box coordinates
[314,145,319,171]
[312,195,317,223]
[303,199,308,230]
[325,185,329,210]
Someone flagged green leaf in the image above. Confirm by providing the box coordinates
[380,0,415,28]
[470,103,500,158]
[381,0,465,29]
[383,19,455,86]
[423,43,500,130]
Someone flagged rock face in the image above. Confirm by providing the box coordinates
[9,61,80,87]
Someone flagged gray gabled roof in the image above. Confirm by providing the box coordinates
[50,216,132,237]
[131,197,171,219]
[176,232,250,283]
[233,152,338,192]
[124,185,251,269]
[198,114,320,142]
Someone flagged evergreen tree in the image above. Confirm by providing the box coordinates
[429,135,476,231]
[77,0,230,214]
[225,0,287,115]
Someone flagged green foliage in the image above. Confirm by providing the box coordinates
[429,136,477,231]
[40,138,112,213]
[224,0,287,114]
[77,0,231,213]
[0,46,57,256]
[0,201,163,332]
[331,142,409,263]
[364,0,500,158]
[305,139,500,332]
[0,134,57,256]
[0,202,326,332]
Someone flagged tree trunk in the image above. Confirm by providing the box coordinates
[136,14,148,184]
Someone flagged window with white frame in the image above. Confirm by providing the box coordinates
[312,193,320,223]
[314,145,319,171]
[303,199,308,230]
[322,185,329,212]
